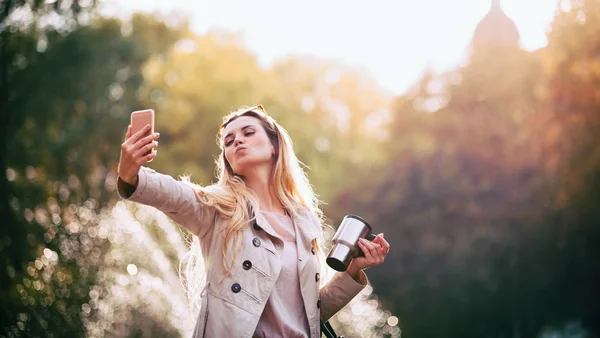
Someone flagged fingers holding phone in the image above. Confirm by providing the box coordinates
[134,132,159,159]
[128,125,159,158]
[117,110,159,186]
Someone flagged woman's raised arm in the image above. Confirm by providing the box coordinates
[118,124,159,186]
[116,124,214,237]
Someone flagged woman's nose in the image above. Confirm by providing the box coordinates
[235,137,244,146]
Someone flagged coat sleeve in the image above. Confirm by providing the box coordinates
[117,166,216,238]
[319,270,368,322]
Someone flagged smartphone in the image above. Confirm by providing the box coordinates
[130,109,155,162]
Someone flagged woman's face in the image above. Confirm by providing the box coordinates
[222,116,275,176]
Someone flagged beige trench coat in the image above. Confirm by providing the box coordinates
[118,167,368,338]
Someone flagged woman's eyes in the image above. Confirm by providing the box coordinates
[224,130,255,147]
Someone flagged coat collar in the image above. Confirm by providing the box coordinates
[292,205,322,241]
[293,206,322,272]
[252,204,322,274]
[253,203,322,242]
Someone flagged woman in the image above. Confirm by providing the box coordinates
[117,105,390,338]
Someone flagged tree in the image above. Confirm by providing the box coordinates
[0,0,99,298]
[541,0,600,333]
[332,1,600,335]
[331,16,554,338]
[1,13,183,335]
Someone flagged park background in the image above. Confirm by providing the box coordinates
[1,0,600,337]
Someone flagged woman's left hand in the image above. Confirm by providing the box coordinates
[346,233,390,278]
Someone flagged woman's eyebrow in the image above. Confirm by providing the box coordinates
[224,125,254,139]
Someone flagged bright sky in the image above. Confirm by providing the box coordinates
[100,0,558,95]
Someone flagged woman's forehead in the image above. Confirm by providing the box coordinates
[223,116,262,137]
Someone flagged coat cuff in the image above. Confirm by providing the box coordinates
[117,167,151,201]
[319,270,369,321]
[345,270,368,286]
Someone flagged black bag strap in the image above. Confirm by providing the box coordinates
[321,320,343,338]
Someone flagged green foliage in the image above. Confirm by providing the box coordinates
[0,13,183,336]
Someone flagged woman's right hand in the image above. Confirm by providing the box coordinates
[117,124,160,186]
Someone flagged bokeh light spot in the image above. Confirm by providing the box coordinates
[127,264,138,276]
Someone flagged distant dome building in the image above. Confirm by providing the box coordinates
[472,0,520,49]
[458,0,539,121]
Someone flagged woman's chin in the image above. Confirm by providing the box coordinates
[231,157,272,174]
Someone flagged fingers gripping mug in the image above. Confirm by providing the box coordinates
[326,215,376,272]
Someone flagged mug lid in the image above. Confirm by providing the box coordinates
[345,214,372,231]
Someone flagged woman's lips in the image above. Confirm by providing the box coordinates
[235,146,247,154]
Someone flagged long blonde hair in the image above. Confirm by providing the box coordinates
[179,105,324,315]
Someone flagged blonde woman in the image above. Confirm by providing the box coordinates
[117,105,390,338]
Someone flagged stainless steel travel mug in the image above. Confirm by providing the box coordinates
[326,215,376,272]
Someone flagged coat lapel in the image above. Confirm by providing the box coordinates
[293,207,322,273]
[253,205,322,273]
[253,211,281,241]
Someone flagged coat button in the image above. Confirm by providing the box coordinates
[315,273,320,282]
[253,223,261,231]
[231,283,241,293]
[311,247,316,255]
[253,238,261,247]
[317,299,321,309]
[243,260,252,270]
